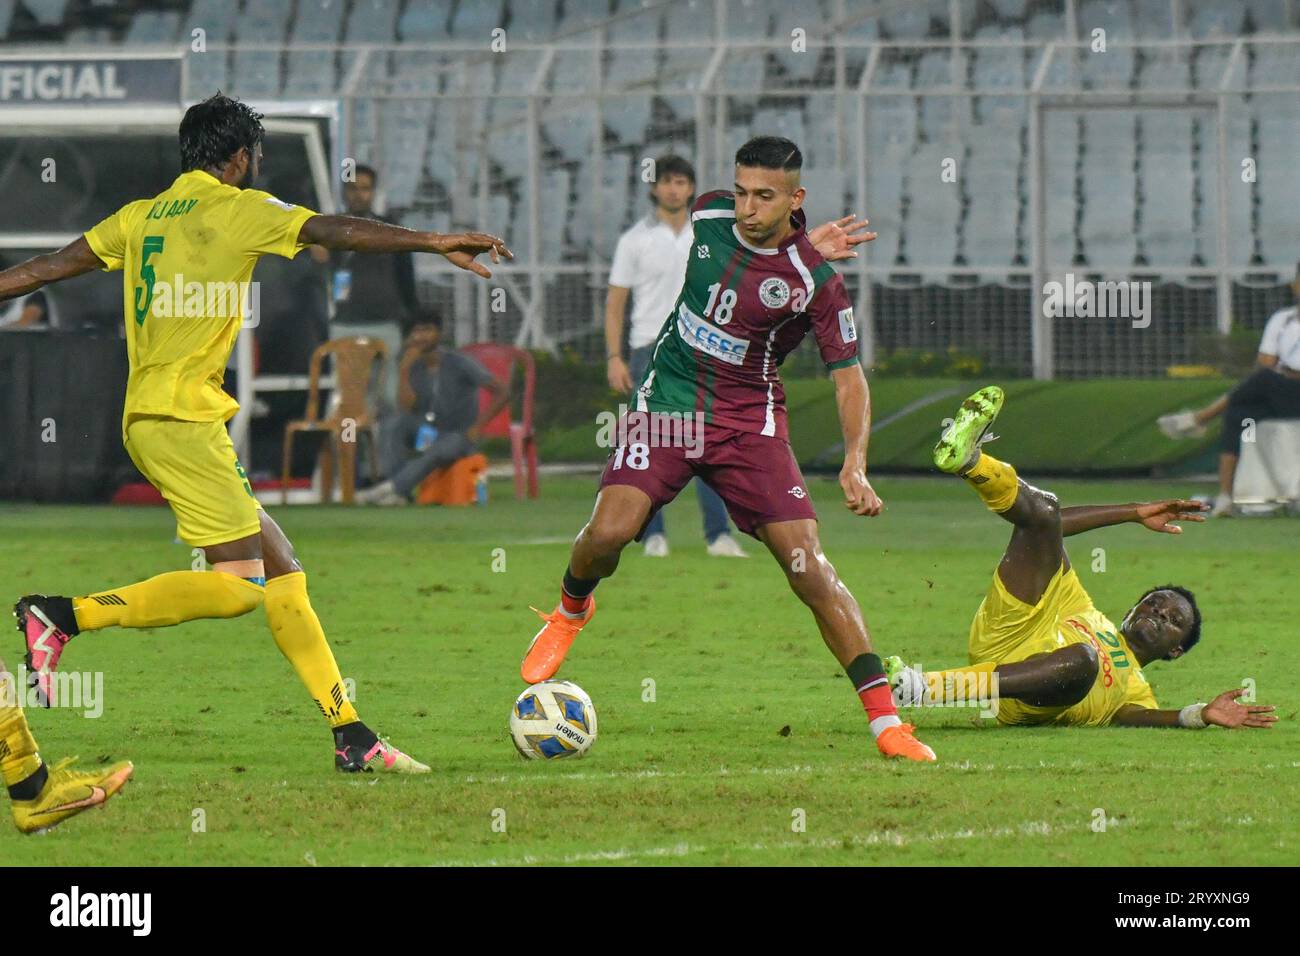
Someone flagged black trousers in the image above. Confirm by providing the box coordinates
[1222,367,1300,454]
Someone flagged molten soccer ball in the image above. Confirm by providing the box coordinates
[510,680,598,759]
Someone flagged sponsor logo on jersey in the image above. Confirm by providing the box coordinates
[787,485,807,499]
[675,303,749,365]
[838,306,857,344]
[759,277,791,309]
[696,244,710,259]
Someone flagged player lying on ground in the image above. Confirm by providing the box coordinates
[0,654,132,834]
[885,386,1277,731]
[1,93,511,775]
[521,135,935,761]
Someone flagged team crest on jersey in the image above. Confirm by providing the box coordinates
[696,244,710,259]
[759,277,791,309]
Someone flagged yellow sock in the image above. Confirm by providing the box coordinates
[264,572,358,728]
[962,452,1020,513]
[923,663,998,706]
[73,571,264,631]
[0,677,44,792]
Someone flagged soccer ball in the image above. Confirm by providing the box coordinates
[510,680,598,760]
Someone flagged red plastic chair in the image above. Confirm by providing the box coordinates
[460,343,539,500]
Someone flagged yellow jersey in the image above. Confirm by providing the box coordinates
[1054,603,1158,727]
[83,169,318,434]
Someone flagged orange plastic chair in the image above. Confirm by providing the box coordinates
[280,337,386,505]
[459,343,539,499]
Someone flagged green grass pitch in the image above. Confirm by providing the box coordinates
[1,475,1293,865]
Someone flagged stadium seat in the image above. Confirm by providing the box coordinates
[1077,0,1134,40]
[544,110,597,160]
[1133,0,1175,37]
[285,51,337,96]
[773,4,829,83]
[606,45,659,91]
[1139,46,1192,89]
[1252,44,1300,85]
[964,126,1022,268]
[231,48,284,99]
[459,344,539,500]
[603,96,651,145]
[22,0,67,27]
[1189,4,1244,38]
[555,0,609,35]
[510,0,557,41]
[866,95,917,149]
[883,6,934,39]
[727,0,776,39]
[1043,112,1081,266]
[721,52,765,93]
[797,167,847,234]
[449,0,502,38]
[1246,0,1290,33]
[1138,114,1195,267]
[989,0,1029,18]
[902,143,963,271]
[341,0,401,78]
[125,11,181,45]
[838,15,877,74]
[1026,8,1067,41]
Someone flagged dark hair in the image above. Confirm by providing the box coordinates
[409,308,442,331]
[653,154,695,185]
[352,164,378,186]
[1138,584,1202,659]
[179,93,265,172]
[735,135,802,172]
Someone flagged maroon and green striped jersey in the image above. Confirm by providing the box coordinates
[634,189,858,441]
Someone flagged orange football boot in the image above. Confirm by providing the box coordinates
[875,722,937,762]
[521,597,596,684]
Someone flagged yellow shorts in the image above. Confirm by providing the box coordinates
[124,416,263,548]
[967,563,1090,725]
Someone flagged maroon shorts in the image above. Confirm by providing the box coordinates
[597,419,816,539]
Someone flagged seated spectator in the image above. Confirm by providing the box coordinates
[1159,263,1300,515]
[0,289,56,330]
[356,312,509,506]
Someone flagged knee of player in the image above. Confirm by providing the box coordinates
[212,571,266,615]
[584,517,637,555]
[788,551,839,600]
[1061,642,1099,692]
[1025,487,1061,527]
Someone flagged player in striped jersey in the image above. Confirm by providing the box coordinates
[524,136,935,761]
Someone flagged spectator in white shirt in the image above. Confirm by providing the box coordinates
[604,155,745,558]
[1159,263,1300,515]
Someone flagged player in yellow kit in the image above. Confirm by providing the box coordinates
[1,94,512,788]
[886,386,1277,732]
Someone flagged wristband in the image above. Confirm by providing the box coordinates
[1178,702,1208,728]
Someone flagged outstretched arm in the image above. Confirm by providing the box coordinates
[1061,499,1208,537]
[297,215,512,278]
[0,237,105,302]
[1111,689,1276,729]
